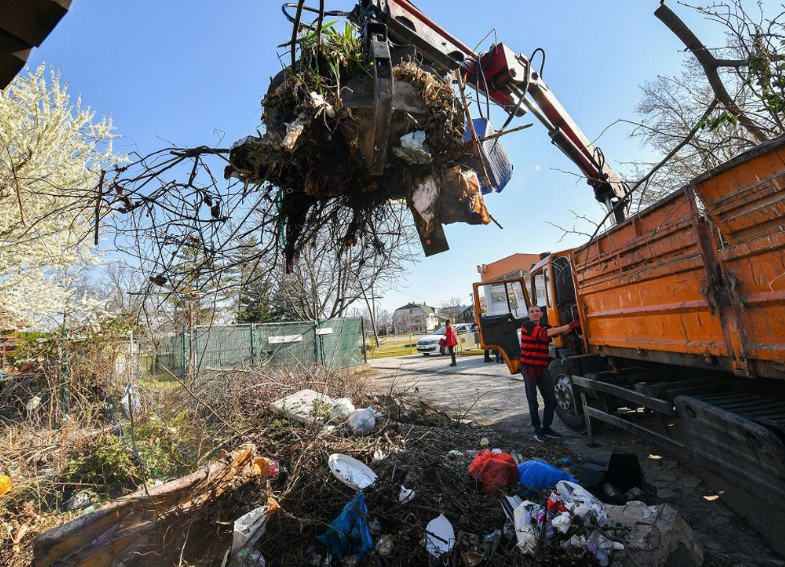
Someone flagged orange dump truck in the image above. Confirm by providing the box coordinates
[474,136,785,498]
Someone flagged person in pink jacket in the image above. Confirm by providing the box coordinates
[444,319,458,367]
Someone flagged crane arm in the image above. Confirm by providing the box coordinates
[355,0,628,222]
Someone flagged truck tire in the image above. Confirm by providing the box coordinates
[549,359,587,432]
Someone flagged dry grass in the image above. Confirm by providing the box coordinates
[1,345,596,567]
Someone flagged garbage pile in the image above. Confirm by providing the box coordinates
[31,388,703,566]
[225,24,495,270]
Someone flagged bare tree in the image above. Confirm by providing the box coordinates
[628,1,785,208]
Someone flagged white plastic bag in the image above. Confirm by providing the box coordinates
[551,512,572,534]
[347,407,376,435]
[120,383,140,419]
[329,398,355,422]
[556,481,606,526]
[232,506,272,553]
[512,501,542,554]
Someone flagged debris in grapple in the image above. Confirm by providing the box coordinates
[225,24,497,271]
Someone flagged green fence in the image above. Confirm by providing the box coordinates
[148,318,364,377]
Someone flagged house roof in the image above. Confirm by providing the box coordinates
[395,302,436,315]
[0,1,72,89]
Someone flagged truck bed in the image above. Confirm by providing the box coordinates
[572,135,785,380]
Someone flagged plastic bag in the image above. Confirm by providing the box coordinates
[316,492,373,559]
[517,460,577,495]
[423,513,455,557]
[329,398,355,422]
[347,407,376,435]
[120,383,141,419]
[556,480,606,526]
[468,452,518,496]
[232,507,271,553]
[512,501,543,554]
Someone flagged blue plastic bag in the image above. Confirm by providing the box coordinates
[517,460,577,495]
[316,492,373,559]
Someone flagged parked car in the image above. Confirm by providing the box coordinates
[416,323,477,355]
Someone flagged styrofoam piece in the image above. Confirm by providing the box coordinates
[328,453,377,490]
[270,389,336,425]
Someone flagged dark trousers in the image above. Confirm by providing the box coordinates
[449,346,456,365]
[521,365,556,432]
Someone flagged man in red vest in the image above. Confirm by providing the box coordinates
[520,305,580,443]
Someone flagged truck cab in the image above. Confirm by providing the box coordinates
[473,250,583,374]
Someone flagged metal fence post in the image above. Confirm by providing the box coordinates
[250,323,256,366]
[182,327,187,378]
[60,327,68,417]
[314,321,320,366]
[360,317,367,363]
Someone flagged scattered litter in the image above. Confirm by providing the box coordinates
[119,383,140,419]
[316,492,373,560]
[398,485,415,504]
[230,548,265,567]
[468,452,518,496]
[446,449,465,459]
[0,474,11,496]
[479,437,489,448]
[64,490,91,511]
[392,130,433,164]
[231,498,279,554]
[512,500,543,554]
[329,398,355,422]
[375,534,394,557]
[372,448,385,461]
[270,389,336,425]
[328,454,377,490]
[347,407,377,435]
[556,481,607,526]
[26,395,41,411]
[423,513,455,557]
[517,459,578,495]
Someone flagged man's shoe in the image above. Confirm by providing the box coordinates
[533,431,547,443]
[541,428,563,439]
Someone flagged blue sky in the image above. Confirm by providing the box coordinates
[27,0,734,314]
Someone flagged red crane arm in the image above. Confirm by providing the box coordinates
[358,0,627,219]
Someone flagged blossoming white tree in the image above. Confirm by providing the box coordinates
[0,65,120,329]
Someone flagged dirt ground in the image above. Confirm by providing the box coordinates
[368,354,785,567]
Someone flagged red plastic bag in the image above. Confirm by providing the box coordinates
[468,452,518,496]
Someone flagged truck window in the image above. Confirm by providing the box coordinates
[482,283,509,316]
[532,270,552,308]
[544,268,552,307]
[507,280,528,319]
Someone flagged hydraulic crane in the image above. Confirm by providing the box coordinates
[350,0,629,222]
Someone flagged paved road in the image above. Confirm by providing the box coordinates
[369,352,530,435]
[366,353,784,562]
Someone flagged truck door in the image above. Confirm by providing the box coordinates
[472,278,531,374]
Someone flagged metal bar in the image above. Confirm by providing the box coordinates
[584,406,689,456]
[581,392,597,448]
[572,375,676,416]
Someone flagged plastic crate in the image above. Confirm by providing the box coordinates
[461,118,513,194]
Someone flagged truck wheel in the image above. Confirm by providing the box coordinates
[549,359,587,432]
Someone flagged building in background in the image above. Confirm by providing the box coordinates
[392,302,439,335]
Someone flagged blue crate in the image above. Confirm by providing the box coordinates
[461,118,514,194]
